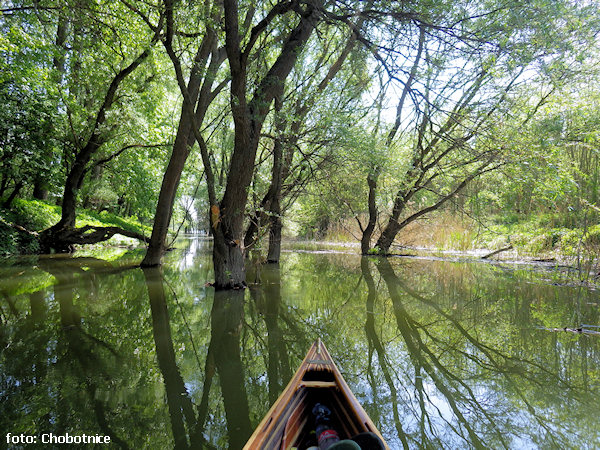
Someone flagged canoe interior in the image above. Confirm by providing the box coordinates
[245,340,387,450]
[261,369,374,449]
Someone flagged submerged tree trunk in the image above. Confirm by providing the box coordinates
[141,15,223,267]
[246,95,285,259]
[141,120,196,266]
[368,27,425,256]
[374,193,407,254]
[213,0,321,288]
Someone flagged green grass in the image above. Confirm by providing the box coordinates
[0,198,151,256]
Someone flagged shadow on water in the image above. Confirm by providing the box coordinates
[1,238,600,448]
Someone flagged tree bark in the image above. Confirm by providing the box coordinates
[266,194,282,263]
[32,178,48,200]
[213,0,322,288]
[141,8,223,266]
[3,180,23,208]
[244,93,285,252]
[361,173,378,255]
[141,115,196,266]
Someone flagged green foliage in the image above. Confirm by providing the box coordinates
[0,198,150,255]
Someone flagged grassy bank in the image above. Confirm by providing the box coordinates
[0,198,151,255]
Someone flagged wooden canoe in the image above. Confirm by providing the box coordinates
[244,339,389,449]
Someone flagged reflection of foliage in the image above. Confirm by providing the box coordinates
[1,241,599,448]
[359,257,600,448]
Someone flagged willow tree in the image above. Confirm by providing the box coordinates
[243,6,372,263]
[200,0,323,288]
[358,0,599,255]
[141,0,330,287]
[141,0,228,267]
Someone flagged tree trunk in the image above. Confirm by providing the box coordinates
[214,0,321,288]
[243,194,270,251]
[51,141,102,232]
[266,195,282,263]
[41,43,154,253]
[142,15,223,266]
[3,180,23,209]
[374,189,408,254]
[0,173,7,198]
[361,173,378,255]
[244,94,284,252]
[142,119,195,266]
[32,178,48,200]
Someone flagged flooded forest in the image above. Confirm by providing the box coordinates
[1,0,600,448]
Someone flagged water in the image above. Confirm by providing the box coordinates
[1,237,599,449]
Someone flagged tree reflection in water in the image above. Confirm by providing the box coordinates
[360,256,599,448]
[1,240,599,448]
[144,267,253,449]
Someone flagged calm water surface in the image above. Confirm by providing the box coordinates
[1,237,599,449]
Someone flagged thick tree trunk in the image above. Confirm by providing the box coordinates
[40,143,101,252]
[374,186,410,254]
[32,178,48,200]
[212,121,262,288]
[142,15,222,266]
[142,120,195,266]
[361,173,378,255]
[244,96,284,252]
[214,0,321,288]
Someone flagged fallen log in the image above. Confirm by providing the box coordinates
[481,244,513,259]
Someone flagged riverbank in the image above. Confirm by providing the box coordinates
[0,198,150,255]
